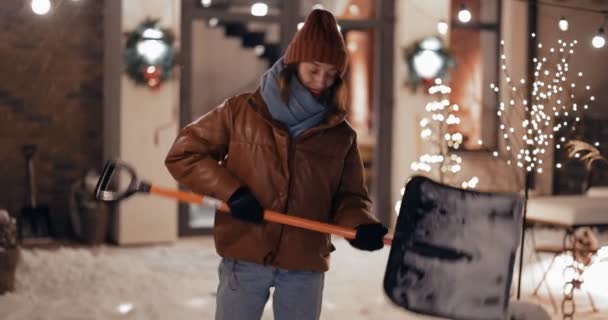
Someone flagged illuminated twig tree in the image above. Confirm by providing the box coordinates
[491,34,595,299]
[492,36,595,186]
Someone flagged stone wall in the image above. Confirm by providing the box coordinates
[0,0,103,237]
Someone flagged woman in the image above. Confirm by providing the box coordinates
[165,9,387,320]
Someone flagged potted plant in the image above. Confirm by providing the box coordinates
[0,209,19,294]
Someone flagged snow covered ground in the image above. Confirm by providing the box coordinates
[1,232,607,319]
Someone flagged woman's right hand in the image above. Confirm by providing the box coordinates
[227,187,265,224]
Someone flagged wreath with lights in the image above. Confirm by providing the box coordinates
[124,19,177,90]
[404,36,455,93]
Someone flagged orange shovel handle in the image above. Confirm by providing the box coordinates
[149,185,392,246]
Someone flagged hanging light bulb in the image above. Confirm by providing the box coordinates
[31,0,51,15]
[437,20,449,35]
[457,3,472,23]
[251,2,269,17]
[592,16,608,48]
[591,28,606,49]
[559,16,568,31]
[592,28,605,48]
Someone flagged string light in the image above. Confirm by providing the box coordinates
[510,1,608,48]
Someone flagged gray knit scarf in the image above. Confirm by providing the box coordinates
[260,57,328,137]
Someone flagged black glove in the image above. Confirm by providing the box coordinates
[349,223,388,251]
[227,187,264,224]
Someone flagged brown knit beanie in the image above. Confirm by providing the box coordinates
[284,9,348,76]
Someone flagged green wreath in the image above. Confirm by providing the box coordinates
[404,36,454,93]
[124,19,177,90]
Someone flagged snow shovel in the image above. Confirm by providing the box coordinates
[96,160,526,320]
[384,176,525,320]
[94,160,392,245]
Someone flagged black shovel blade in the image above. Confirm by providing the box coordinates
[383,176,523,320]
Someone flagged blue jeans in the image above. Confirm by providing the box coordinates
[215,258,324,320]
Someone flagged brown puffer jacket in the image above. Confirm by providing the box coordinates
[165,89,378,272]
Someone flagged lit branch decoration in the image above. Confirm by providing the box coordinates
[411,79,479,189]
[491,35,595,187]
[491,34,595,300]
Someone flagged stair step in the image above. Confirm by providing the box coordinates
[261,43,280,64]
[224,23,247,37]
[242,32,265,48]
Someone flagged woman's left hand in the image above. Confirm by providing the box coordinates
[348,223,388,251]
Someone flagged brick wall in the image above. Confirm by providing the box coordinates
[0,1,103,237]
